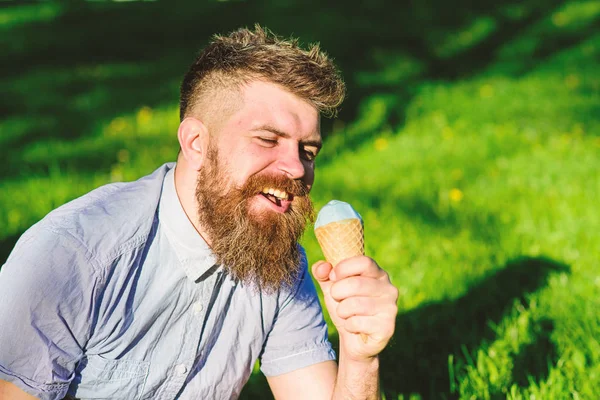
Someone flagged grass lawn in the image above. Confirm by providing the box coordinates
[1,1,599,399]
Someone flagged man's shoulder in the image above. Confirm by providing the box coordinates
[36,163,174,264]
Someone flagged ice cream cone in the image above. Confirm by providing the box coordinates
[314,200,368,343]
[314,218,364,268]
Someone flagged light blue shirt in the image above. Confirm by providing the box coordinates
[0,163,335,400]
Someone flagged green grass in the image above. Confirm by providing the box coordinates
[305,34,599,399]
[1,1,599,399]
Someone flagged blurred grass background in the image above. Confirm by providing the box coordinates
[1,0,599,399]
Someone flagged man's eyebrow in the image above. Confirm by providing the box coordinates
[302,139,322,151]
[252,125,291,138]
[252,124,322,149]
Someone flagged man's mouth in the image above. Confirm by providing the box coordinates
[253,187,295,213]
[259,187,293,206]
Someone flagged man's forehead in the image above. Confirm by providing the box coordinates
[236,81,321,140]
[247,119,321,141]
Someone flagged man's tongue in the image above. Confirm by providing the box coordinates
[259,192,291,212]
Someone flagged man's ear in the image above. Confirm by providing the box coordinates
[177,117,210,171]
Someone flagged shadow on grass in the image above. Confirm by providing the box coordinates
[511,318,556,388]
[371,256,567,399]
[386,192,506,246]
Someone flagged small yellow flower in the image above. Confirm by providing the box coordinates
[449,188,464,202]
[136,106,153,126]
[442,126,454,140]
[8,209,22,228]
[107,117,128,136]
[552,12,567,27]
[479,84,494,98]
[374,137,388,151]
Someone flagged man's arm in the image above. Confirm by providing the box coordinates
[268,256,398,399]
[268,357,380,400]
[0,227,93,400]
[0,380,39,400]
[267,360,337,400]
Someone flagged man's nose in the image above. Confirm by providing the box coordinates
[276,145,306,180]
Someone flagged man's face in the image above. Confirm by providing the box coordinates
[195,80,322,292]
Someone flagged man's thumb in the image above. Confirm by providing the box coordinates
[311,260,333,286]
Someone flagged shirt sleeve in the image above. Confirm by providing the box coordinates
[0,224,100,400]
[259,248,336,376]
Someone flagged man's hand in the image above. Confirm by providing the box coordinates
[267,257,397,400]
[312,256,398,361]
[0,380,39,400]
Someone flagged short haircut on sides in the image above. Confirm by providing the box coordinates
[179,24,346,121]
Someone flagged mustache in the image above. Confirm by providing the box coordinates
[240,173,310,198]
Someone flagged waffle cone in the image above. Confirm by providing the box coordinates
[315,218,364,267]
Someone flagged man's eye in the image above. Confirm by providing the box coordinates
[301,149,317,161]
[258,137,278,146]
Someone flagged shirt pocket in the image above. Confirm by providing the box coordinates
[68,354,149,400]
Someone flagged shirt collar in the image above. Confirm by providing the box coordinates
[159,165,218,282]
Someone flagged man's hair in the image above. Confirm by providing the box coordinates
[179,24,346,121]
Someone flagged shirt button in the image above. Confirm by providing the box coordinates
[175,364,188,375]
[193,302,204,313]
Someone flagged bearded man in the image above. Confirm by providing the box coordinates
[0,26,398,400]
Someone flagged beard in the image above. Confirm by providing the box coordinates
[195,145,314,293]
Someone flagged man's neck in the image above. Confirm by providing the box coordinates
[173,163,213,246]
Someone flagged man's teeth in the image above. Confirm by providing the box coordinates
[261,188,289,200]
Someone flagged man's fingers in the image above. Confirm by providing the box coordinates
[336,296,390,319]
[311,260,333,282]
[330,276,397,302]
[334,256,387,280]
[342,315,395,340]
